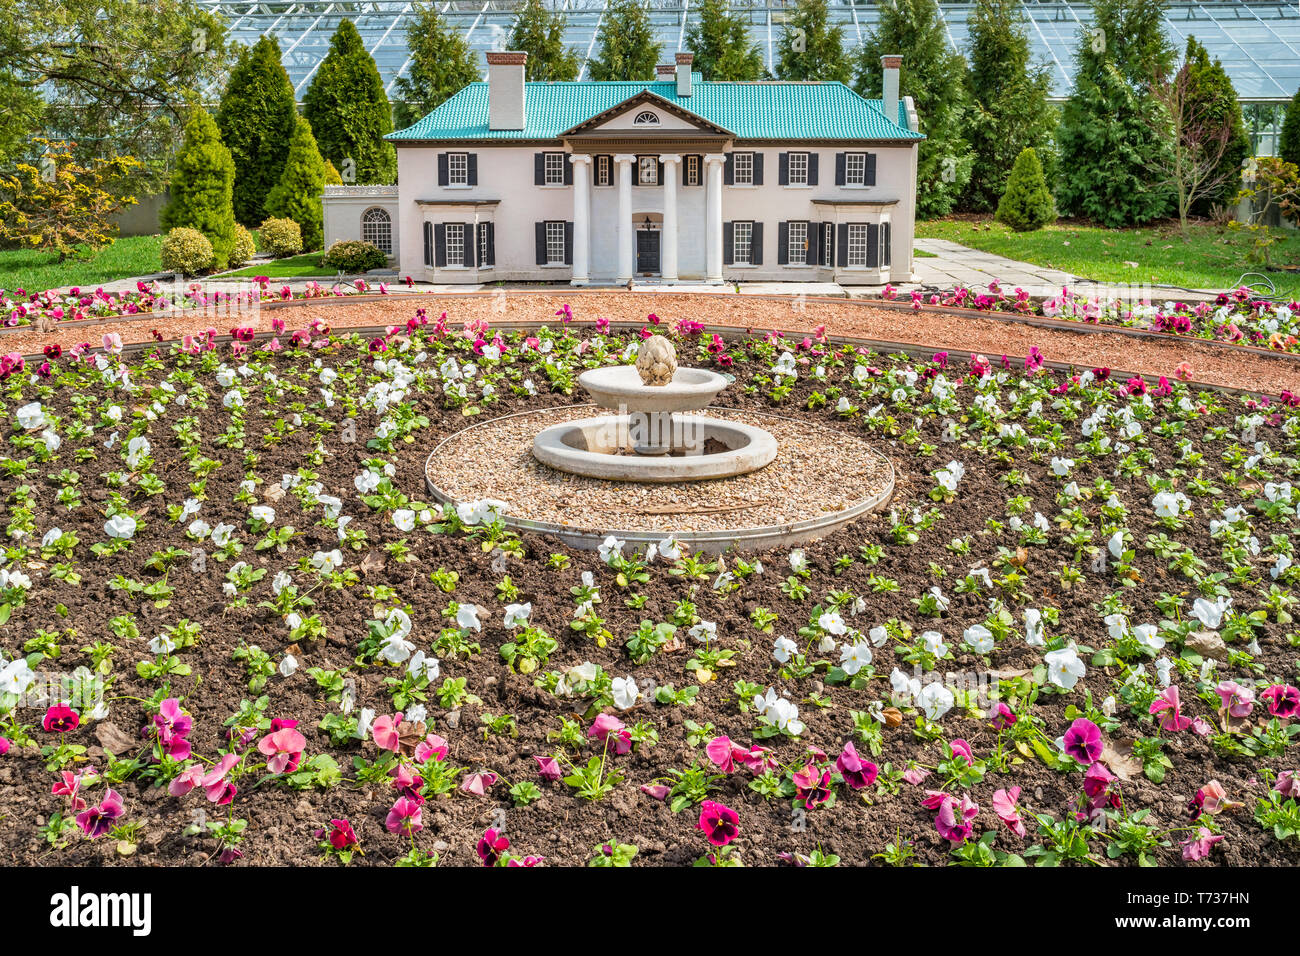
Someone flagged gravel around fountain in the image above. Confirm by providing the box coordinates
[425,405,895,536]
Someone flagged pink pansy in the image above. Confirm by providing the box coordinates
[461,771,498,795]
[1191,717,1214,736]
[168,763,205,797]
[640,784,670,801]
[476,827,510,866]
[372,712,403,752]
[1062,718,1103,765]
[737,745,777,775]
[1260,684,1300,719]
[1180,827,1224,861]
[51,770,87,811]
[1275,771,1299,799]
[414,734,448,764]
[202,753,240,805]
[257,727,306,774]
[903,766,932,786]
[0,737,9,756]
[588,713,632,755]
[390,763,424,801]
[697,800,740,847]
[934,793,979,844]
[1215,681,1255,718]
[75,788,124,838]
[949,739,974,767]
[534,755,561,781]
[1150,685,1194,732]
[990,702,1017,729]
[1083,761,1116,801]
[385,796,423,836]
[835,741,879,790]
[992,787,1027,838]
[705,735,737,773]
[1189,779,1241,817]
[792,764,832,807]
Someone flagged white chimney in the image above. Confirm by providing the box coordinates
[881,54,901,127]
[487,51,526,131]
[675,52,693,97]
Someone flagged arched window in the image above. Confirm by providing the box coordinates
[362,207,392,255]
[633,110,660,126]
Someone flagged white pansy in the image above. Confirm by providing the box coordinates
[839,642,872,675]
[310,549,344,573]
[407,650,439,682]
[279,654,299,678]
[1024,608,1045,646]
[1050,457,1074,476]
[817,610,847,635]
[611,676,639,710]
[917,681,955,720]
[788,549,808,573]
[1044,646,1086,690]
[963,623,995,654]
[250,505,275,524]
[148,633,176,655]
[211,523,235,547]
[935,461,965,493]
[104,514,136,539]
[0,657,37,695]
[689,621,717,643]
[921,630,949,657]
[772,636,797,663]
[392,509,415,532]
[16,402,45,430]
[598,535,625,565]
[1133,623,1164,652]
[41,527,63,547]
[503,603,532,629]
[868,625,889,647]
[1191,596,1231,629]
[456,603,482,632]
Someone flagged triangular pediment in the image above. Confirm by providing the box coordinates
[559,90,733,138]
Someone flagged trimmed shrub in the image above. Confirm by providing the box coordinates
[321,239,388,273]
[230,224,256,267]
[259,217,303,258]
[996,147,1056,232]
[265,115,327,251]
[160,108,237,270]
[160,227,214,276]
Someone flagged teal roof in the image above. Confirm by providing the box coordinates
[388,80,922,143]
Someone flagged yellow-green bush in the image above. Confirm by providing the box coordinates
[160,227,215,276]
[230,223,257,267]
[258,217,303,257]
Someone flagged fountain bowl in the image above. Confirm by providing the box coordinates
[578,365,729,414]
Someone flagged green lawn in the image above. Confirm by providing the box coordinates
[916,217,1300,292]
[222,253,334,279]
[0,234,164,292]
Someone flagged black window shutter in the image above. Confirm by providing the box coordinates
[464,223,476,268]
[722,221,733,265]
[750,221,763,264]
[866,153,877,186]
[422,222,432,266]
[723,153,734,185]
[434,223,447,267]
[777,221,789,265]
[486,222,496,266]
[808,153,819,185]
[752,153,763,186]
[778,152,789,186]
[807,221,820,264]
[657,160,664,185]
[837,223,849,267]
[883,222,892,267]
[437,153,449,187]
[563,155,573,185]
[564,221,574,265]
[535,222,546,265]
[835,152,846,186]
[467,154,478,186]
[534,153,545,186]
[867,223,879,268]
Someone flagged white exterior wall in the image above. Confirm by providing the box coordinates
[388,141,917,285]
[323,185,400,263]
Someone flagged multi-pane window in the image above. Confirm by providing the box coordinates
[685,155,700,186]
[362,208,392,255]
[733,221,753,264]
[847,224,869,267]
[788,221,808,265]
[545,221,566,264]
[823,223,834,267]
[733,152,753,185]
[447,152,468,186]
[638,155,658,185]
[844,153,867,186]
[788,152,808,185]
[444,223,465,266]
[479,225,491,268]
[544,152,565,185]
[596,154,612,186]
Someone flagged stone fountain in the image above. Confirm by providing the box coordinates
[531,335,778,482]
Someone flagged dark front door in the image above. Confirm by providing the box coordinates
[636,230,660,275]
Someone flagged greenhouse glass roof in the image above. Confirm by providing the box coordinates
[200,1,1300,102]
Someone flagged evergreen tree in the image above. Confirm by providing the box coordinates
[392,4,482,130]
[962,0,1057,212]
[996,147,1055,231]
[507,0,581,81]
[1179,37,1248,211]
[776,0,851,83]
[1056,62,1172,226]
[685,0,765,81]
[160,108,236,270]
[1055,0,1175,225]
[302,20,397,185]
[216,35,296,226]
[1281,91,1300,170]
[266,114,327,251]
[588,0,661,81]
[855,0,971,218]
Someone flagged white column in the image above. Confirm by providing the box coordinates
[658,154,681,283]
[704,154,725,284]
[614,154,637,283]
[569,154,592,285]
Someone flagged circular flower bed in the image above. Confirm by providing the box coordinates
[0,313,1298,867]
